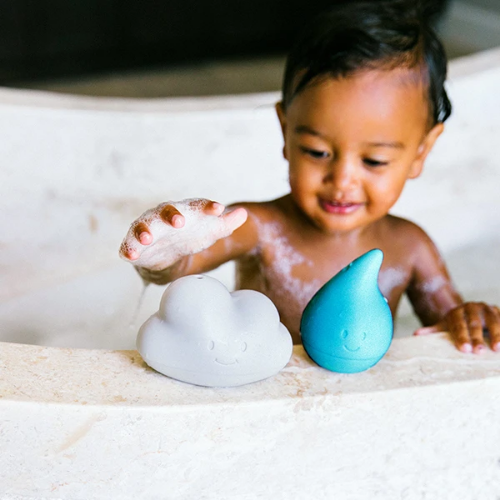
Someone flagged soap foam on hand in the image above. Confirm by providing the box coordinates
[120,199,247,271]
[137,275,293,387]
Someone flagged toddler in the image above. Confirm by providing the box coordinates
[120,1,500,352]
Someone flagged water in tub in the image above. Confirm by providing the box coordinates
[0,236,499,350]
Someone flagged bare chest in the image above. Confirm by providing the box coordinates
[235,220,414,343]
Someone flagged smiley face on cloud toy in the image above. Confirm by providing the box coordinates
[137,275,293,387]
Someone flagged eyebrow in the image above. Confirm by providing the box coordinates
[364,141,405,149]
[294,125,405,149]
[294,125,324,137]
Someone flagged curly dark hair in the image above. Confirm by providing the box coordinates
[282,0,452,125]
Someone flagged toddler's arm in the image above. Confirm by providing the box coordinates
[406,227,500,353]
[119,199,253,284]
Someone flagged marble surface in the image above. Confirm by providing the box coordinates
[1,336,500,499]
[1,334,500,406]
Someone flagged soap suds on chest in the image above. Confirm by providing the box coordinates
[255,220,321,311]
[378,267,407,298]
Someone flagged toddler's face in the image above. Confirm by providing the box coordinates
[277,68,443,234]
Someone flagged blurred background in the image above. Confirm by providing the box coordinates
[0,0,499,98]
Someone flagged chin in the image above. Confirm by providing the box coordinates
[311,215,360,234]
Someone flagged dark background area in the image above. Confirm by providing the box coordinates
[0,0,454,86]
[0,0,338,84]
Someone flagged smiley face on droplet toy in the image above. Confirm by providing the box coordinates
[137,275,293,387]
[340,329,367,353]
[301,249,393,373]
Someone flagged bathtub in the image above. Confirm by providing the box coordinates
[1,48,500,499]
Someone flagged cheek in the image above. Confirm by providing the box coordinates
[288,163,299,184]
[368,173,407,205]
[289,163,312,190]
[289,168,321,211]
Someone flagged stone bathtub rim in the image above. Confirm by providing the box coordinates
[0,46,498,114]
[1,334,500,409]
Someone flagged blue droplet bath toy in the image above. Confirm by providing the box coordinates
[300,249,393,373]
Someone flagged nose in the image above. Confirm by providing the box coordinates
[323,157,359,192]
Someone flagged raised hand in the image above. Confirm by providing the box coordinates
[414,302,500,354]
[119,199,247,271]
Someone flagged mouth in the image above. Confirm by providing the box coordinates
[344,345,361,353]
[319,199,363,215]
[215,359,238,366]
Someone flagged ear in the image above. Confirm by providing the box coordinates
[408,123,444,179]
[275,102,288,160]
[275,101,287,135]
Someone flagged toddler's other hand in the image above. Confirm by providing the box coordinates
[414,302,500,354]
[119,199,247,271]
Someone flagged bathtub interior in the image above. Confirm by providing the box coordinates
[1,237,499,350]
[1,49,500,350]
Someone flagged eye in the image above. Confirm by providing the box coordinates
[300,146,329,159]
[361,332,367,341]
[241,342,248,352]
[341,330,348,339]
[207,341,215,351]
[363,158,388,167]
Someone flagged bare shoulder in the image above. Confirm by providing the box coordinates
[223,198,285,252]
[382,214,441,265]
[384,215,433,241]
[229,198,290,237]
[230,198,284,222]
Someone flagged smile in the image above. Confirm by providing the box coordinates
[215,359,238,365]
[344,345,361,352]
[319,199,362,215]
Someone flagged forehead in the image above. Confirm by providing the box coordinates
[286,69,429,140]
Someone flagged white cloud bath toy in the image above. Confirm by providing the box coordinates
[137,275,293,387]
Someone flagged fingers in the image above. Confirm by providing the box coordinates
[134,222,153,246]
[445,307,473,353]
[413,323,445,336]
[120,203,185,262]
[183,200,246,236]
[464,302,485,354]
[187,199,225,216]
[120,221,151,261]
[484,305,500,352]
[204,201,225,217]
[221,207,248,234]
[443,302,500,354]
[413,307,487,354]
[119,199,242,267]
[159,204,185,229]
[120,242,139,261]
